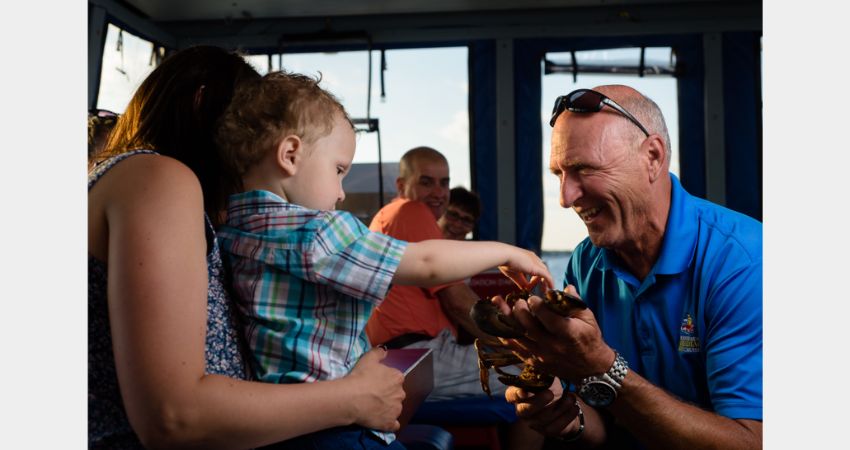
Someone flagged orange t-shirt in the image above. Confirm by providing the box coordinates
[365,198,460,346]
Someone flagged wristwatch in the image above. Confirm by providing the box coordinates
[578,351,629,407]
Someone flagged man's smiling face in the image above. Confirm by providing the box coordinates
[400,157,450,219]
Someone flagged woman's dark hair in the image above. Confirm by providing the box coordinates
[101,45,261,226]
[449,187,482,220]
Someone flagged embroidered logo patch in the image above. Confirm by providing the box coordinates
[678,313,701,353]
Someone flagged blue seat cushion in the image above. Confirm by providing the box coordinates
[412,397,518,425]
[397,424,454,450]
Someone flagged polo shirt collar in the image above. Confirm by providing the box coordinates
[653,173,697,275]
[597,173,697,277]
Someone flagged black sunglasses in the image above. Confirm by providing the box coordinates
[549,89,649,136]
[444,209,476,227]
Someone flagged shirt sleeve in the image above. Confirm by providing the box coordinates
[703,257,763,420]
[223,209,408,305]
[304,211,408,304]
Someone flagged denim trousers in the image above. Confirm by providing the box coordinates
[259,425,407,450]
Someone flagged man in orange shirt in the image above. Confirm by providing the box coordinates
[368,147,545,450]
[366,146,504,400]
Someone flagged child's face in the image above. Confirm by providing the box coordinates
[288,113,356,211]
[438,205,477,240]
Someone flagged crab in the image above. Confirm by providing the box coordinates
[469,271,588,396]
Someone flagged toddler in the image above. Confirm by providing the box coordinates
[215,71,553,449]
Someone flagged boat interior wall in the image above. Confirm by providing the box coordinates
[89,0,762,252]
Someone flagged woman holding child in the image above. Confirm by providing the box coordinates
[88,46,408,449]
[213,72,554,448]
[88,45,553,449]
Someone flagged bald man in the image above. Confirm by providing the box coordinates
[499,86,762,449]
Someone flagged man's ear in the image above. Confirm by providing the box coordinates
[275,134,302,176]
[643,135,667,182]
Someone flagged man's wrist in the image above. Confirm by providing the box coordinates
[578,350,629,407]
[596,346,617,375]
[556,401,585,443]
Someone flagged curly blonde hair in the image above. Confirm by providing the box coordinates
[215,71,351,188]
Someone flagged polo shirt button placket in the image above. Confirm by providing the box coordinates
[635,299,653,355]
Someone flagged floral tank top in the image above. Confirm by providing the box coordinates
[88,150,249,449]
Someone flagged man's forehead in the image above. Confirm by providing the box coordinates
[550,127,576,165]
[550,116,601,162]
[413,159,449,177]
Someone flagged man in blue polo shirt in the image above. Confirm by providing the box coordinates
[500,85,762,449]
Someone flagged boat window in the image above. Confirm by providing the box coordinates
[96,24,161,113]
[248,47,470,224]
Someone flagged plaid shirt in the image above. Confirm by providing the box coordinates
[218,190,407,385]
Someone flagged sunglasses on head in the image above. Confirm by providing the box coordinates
[89,109,119,119]
[549,88,649,137]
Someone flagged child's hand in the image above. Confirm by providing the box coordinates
[499,247,554,291]
[499,266,546,292]
[345,347,405,431]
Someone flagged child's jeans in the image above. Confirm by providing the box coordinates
[260,425,407,449]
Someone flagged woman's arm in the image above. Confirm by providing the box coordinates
[97,155,404,449]
[393,239,554,289]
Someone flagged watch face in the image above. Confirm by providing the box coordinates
[580,380,617,407]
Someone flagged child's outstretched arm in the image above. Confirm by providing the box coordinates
[393,239,554,289]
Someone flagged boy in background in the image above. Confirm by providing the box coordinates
[438,186,481,240]
[215,71,553,449]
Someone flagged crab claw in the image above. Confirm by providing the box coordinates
[470,298,525,338]
[541,290,588,316]
[494,365,554,393]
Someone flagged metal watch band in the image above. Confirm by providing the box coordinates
[580,351,629,390]
[607,351,629,386]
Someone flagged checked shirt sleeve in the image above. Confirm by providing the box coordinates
[223,209,407,305]
[304,211,407,303]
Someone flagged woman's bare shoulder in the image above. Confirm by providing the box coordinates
[95,153,203,207]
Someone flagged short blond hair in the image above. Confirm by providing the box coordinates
[215,71,351,185]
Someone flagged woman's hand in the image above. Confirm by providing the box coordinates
[344,347,406,431]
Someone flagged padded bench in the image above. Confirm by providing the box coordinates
[410,397,519,450]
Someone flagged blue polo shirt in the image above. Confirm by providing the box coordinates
[565,174,762,420]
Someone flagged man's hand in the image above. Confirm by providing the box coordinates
[436,283,493,341]
[499,285,614,384]
[506,379,582,438]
